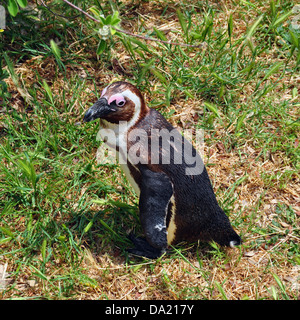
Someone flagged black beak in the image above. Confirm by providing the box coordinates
[83,97,111,122]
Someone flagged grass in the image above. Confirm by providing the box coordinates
[0,0,299,299]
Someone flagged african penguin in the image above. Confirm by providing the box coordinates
[83,81,241,258]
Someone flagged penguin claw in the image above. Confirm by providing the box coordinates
[127,233,165,259]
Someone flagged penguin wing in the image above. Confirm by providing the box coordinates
[138,165,173,250]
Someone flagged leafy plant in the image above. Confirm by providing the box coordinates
[88,8,121,55]
[6,0,28,17]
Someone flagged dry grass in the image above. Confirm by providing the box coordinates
[0,0,299,300]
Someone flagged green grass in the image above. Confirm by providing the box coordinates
[0,0,299,299]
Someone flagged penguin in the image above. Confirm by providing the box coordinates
[83,81,241,258]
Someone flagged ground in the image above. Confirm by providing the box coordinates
[0,0,299,299]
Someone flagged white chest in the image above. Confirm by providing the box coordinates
[96,121,141,196]
[119,162,141,196]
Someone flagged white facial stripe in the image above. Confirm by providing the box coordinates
[100,86,108,97]
[122,89,141,128]
[97,88,142,160]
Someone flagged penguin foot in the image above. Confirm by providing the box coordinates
[127,233,165,259]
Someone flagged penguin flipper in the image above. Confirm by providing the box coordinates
[128,166,173,258]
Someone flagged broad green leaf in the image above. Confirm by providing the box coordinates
[218,85,225,99]
[111,18,121,26]
[88,7,104,27]
[7,0,19,17]
[99,16,106,25]
[110,26,116,35]
[111,11,120,25]
[240,0,257,9]
[96,40,106,55]
[292,87,298,99]
[270,286,278,300]
[16,0,28,8]
[184,90,194,99]
[105,14,112,25]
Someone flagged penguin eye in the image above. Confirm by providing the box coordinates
[108,94,125,107]
[117,100,125,107]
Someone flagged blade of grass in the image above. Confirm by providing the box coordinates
[204,102,221,118]
[246,15,264,40]
[272,273,290,300]
[254,61,284,91]
[176,9,187,35]
[272,10,293,28]
[214,281,228,300]
[99,219,124,241]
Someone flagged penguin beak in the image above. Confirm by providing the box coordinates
[83,97,112,122]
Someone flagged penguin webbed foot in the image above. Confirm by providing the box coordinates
[127,233,165,259]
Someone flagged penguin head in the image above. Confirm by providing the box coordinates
[83,81,148,124]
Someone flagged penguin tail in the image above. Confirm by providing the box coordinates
[215,228,241,248]
[228,233,242,248]
[210,211,242,248]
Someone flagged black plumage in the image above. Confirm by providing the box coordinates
[84,81,241,258]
